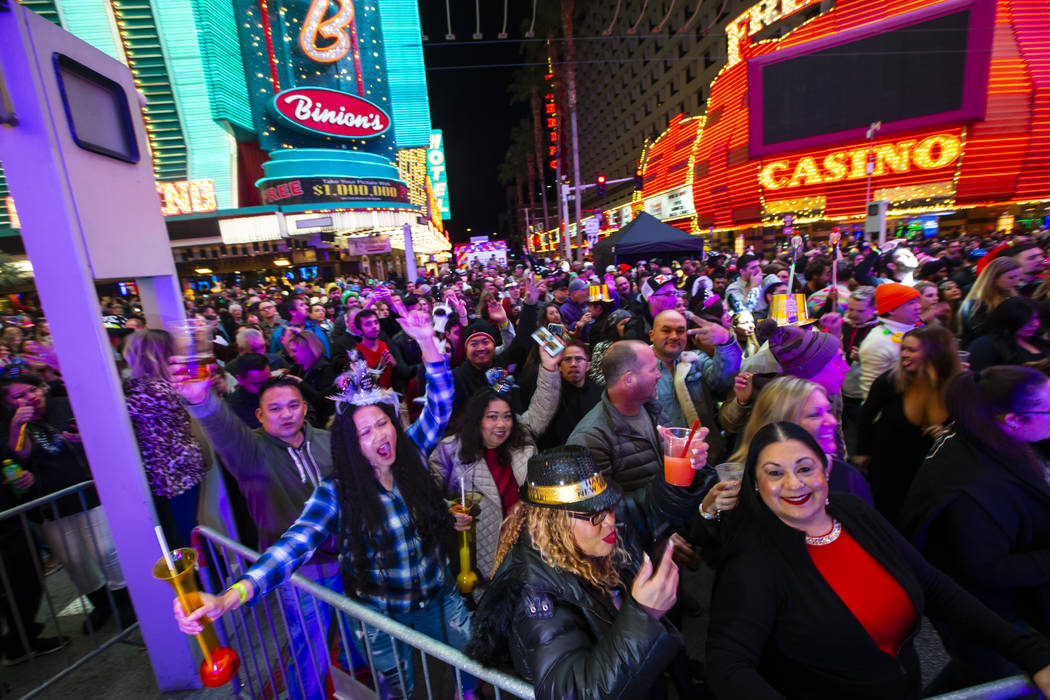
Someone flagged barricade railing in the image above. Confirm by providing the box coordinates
[189,525,1040,700]
[0,480,138,698]
[192,525,535,700]
[927,675,1037,700]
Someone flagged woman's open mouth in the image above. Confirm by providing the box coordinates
[781,494,812,506]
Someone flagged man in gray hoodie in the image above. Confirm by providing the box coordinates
[176,372,337,700]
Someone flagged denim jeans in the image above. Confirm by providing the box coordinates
[364,581,476,699]
[279,570,344,700]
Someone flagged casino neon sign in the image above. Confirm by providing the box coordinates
[758,133,961,191]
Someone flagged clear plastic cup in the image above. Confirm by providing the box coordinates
[715,462,745,483]
[169,319,215,382]
[660,426,694,487]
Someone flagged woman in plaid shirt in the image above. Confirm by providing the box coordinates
[176,311,477,700]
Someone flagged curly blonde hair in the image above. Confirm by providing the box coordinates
[493,503,629,591]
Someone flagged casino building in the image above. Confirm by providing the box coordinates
[532,0,1050,258]
[0,0,451,287]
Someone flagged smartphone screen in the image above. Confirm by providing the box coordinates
[548,323,564,336]
[531,327,565,357]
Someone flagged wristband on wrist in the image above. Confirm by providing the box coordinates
[229,580,249,606]
[699,502,718,520]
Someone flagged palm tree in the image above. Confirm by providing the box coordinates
[507,67,551,234]
[497,128,529,243]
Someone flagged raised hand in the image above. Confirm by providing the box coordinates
[819,312,843,337]
[487,299,508,326]
[396,309,436,343]
[397,310,442,363]
[701,480,741,516]
[733,372,755,404]
[695,317,731,346]
[22,341,60,371]
[523,276,541,305]
[168,356,217,405]
[538,341,565,372]
[631,540,679,619]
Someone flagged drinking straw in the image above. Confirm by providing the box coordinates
[683,419,701,455]
[459,476,466,508]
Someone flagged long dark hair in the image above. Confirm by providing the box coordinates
[722,422,829,556]
[455,388,528,465]
[988,296,1038,340]
[330,402,454,598]
[944,367,1049,467]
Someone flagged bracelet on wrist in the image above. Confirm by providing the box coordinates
[699,502,719,520]
[228,580,249,607]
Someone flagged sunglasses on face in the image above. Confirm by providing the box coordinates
[567,507,614,526]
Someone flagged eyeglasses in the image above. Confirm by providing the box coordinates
[560,356,588,364]
[567,507,614,526]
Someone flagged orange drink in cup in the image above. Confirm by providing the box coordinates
[660,426,694,487]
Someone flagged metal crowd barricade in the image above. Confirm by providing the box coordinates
[192,525,535,700]
[927,675,1037,700]
[0,481,138,698]
[191,525,1040,700]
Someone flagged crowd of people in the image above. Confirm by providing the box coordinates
[2,225,1049,699]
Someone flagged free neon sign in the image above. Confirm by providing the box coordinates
[758,133,962,191]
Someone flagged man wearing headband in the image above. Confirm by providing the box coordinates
[467,444,716,699]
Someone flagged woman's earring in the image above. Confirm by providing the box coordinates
[825,496,830,506]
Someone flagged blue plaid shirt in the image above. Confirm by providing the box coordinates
[243,359,453,613]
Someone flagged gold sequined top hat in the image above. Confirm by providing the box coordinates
[519,446,623,512]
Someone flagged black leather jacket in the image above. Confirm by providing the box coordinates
[467,469,713,700]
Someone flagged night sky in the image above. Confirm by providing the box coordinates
[420,3,534,244]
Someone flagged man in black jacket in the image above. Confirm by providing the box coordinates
[568,340,666,492]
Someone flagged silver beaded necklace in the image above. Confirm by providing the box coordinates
[805,519,842,546]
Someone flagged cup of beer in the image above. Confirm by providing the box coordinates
[169,319,214,382]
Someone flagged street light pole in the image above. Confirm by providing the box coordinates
[571,109,584,264]
[863,120,881,241]
[561,182,572,261]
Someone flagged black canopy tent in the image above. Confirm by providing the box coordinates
[590,212,704,271]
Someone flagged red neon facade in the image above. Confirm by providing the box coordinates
[634,0,1050,233]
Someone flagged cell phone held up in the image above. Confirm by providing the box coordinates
[531,326,565,358]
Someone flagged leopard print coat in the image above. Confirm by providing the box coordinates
[125,376,207,498]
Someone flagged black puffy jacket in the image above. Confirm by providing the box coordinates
[567,392,666,492]
[467,468,712,700]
